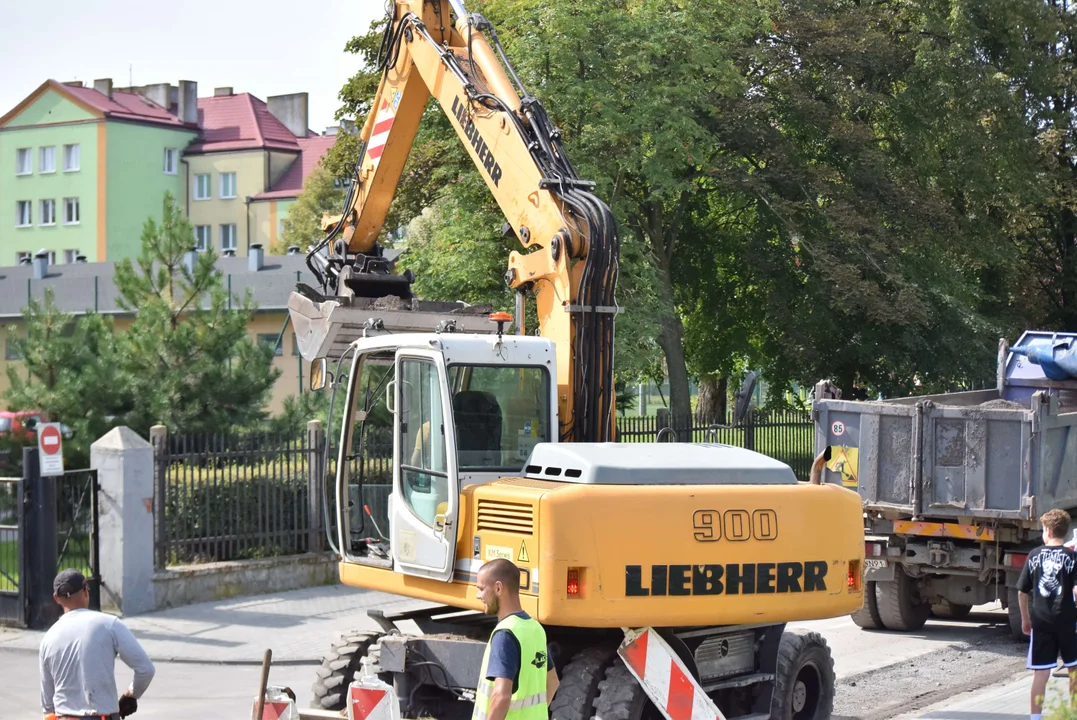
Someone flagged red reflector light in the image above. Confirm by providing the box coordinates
[567,568,580,597]
[865,542,884,557]
[847,560,861,591]
[1006,553,1028,569]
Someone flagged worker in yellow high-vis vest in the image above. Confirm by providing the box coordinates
[473,558,559,720]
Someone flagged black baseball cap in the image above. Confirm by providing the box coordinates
[53,569,87,597]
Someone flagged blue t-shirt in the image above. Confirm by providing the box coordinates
[485,611,554,694]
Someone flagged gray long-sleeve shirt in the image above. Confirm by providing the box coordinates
[39,608,156,716]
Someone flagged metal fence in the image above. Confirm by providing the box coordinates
[617,409,815,481]
[0,478,21,621]
[153,429,324,568]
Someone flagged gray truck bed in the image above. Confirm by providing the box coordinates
[813,334,1077,523]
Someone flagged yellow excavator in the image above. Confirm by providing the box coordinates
[282,2,865,719]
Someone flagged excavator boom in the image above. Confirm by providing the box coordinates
[305,0,619,443]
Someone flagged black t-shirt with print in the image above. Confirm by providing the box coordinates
[1018,545,1077,629]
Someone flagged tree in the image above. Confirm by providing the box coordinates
[4,291,126,466]
[274,162,346,254]
[113,192,281,435]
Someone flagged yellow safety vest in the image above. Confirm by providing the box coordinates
[472,614,549,720]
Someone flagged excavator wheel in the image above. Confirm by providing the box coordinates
[549,647,618,720]
[930,599,972,620]
[311,630,382,711]
[876,567,930,632]
[769,630,835,720]
[592,659,662,720]
[850,581,885,630]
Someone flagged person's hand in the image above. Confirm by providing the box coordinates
[1023,618,1032,636]
[118,693,138,717]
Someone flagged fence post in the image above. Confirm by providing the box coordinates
[149,425,167,571]
[307,420,325,553]
[91,427,156,616]
[744,408,755,452]
[25,446,59,630]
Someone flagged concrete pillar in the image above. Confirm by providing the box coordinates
[91,427,155,616]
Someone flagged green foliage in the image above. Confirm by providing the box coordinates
[275,162,346,254]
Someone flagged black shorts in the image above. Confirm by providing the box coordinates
[1028,624,1077,670]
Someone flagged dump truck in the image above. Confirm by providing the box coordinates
[812,330,1077,639]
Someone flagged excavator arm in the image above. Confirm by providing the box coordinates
[307,0,619,443]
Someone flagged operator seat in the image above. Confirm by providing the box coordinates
[453,390,503,466]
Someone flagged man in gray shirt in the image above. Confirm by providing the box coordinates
[39,569,155,719]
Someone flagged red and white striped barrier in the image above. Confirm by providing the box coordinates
[252,686,299,720]
[619,628,727,720]
[349,678,401,720]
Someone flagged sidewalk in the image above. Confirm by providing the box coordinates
[0,583,434,664]
[893,669,1075,720]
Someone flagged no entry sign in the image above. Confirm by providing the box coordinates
[37,422,64,476]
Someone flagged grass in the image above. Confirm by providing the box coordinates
[0,537,92,593]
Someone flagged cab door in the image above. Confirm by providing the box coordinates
[390,349,459,581]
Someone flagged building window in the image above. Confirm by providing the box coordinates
[258,333,283,356]
[63,198,80,225]
[63,144,80,172]
[194,225,211,252]
[45,250,56,264]
[6,334,23,361]
[15,148,31,175]
[15,251,31,264]
[63,249,79,264]
[220,172,237,199]
[194,174,211,200]
[40,199,56,226]
[164,148,178,175]
[16,201,31,227]
[39,146,56,174]
[220,223,237,251]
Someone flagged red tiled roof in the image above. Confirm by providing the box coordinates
[253,135,338,200]
[185,93,302,153]
[63,83,191,127]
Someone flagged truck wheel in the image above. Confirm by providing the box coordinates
[931,599,972,620]
[550,647,617,720]
[311,631,381,711]
[769,630,835,720]
[876,568,930,632]
[593,660,661,720]
[1008,587,1029,642]
[850,581,885,629]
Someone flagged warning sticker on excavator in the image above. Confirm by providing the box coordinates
[518,541,530,563]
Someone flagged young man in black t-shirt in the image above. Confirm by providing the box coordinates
[1018,508,1077,719]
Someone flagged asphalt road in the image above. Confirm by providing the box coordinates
[0,603,1025,719]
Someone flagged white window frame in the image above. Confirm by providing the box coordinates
[63,144,80,172]
[194,173,211,200]
[63,197,80,225]
[16,201,31,227]
[220,223,237,251]
[15,148,32,176]
[220,172,237,199]
[194,225,211,252]
[164,148,178,175]
[39,146,56,174]
[40,199,56,226]
[63,249,78,264]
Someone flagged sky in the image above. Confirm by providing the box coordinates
[0,0,386,132]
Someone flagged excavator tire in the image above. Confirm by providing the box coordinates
[850,581,885,630]
[592,659,661,720]
[930,599,972,620]
[1008,586,1029,642]
[311,631,381,711]
[550,647,617,720]
[876,567,930,632]
[769,630,835,720]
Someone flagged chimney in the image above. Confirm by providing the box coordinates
[214,87,234,97]
[248,243,265,272]
[32,250,49,280]
[76,255,87,263]
[63,81,84,88]
[183,247,198,275]
[324,126,339,136]
[178,80,198,124]
[93,78,113,100]
[143,83,171,109]
[287,245,301,255]
[267,92,309,138]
